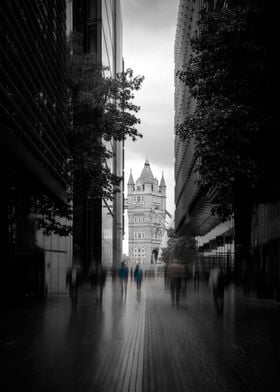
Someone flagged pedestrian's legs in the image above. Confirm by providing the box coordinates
[170,278,175,304]
[69,284,73,301]
[175,278,182,304]
[99,284,104,301]
[73,285,78,307]
[124,279,128,293]
[217,290,224,316]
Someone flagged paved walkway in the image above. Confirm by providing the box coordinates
[1,272,280,392]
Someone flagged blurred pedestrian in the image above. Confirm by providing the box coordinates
[209,267,225,316]
[134,264,143,290]
[111,264,117,282]
[97,264,107,302]
[89,262,98,291]
[166,262,184,305]
[164,263,168,288]
[193,262,200,291]
[66,264,82,307]
[118,261,128,293]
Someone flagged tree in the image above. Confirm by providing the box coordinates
[176,1,280,266]
[66,34,144,202]
[162,229,199,265]
[36,33,144,236]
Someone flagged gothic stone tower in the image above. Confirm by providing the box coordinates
[127,160,166,264]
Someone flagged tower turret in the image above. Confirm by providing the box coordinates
[127,169,135,194]
[159,171,166,195]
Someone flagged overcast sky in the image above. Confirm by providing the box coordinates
[121,0,179,253]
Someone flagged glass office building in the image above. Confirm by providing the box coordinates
[0,0,72,296]
[69,0,124,267]
[174,0,234,273]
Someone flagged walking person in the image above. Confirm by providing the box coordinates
[209,267,226,317]
[66,264,82,307]
[118,261,129,294]
[134,263,143,290]
[193,262,200,291]
[166,262,184,305]
[89,262,98,292]
[111,264,117,282]
[97,264,107,302]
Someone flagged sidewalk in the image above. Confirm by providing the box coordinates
[1,274,280,392]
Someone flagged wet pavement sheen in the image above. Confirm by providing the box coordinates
[1,273,280,392]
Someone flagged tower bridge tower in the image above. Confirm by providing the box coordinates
[127,160,166,264]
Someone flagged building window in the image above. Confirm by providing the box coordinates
[133,196,144,206]
[134,232,145,239]
[134,216,145,223]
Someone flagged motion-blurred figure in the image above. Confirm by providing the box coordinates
[209,267,226,316]
[134,264,143,290]
[89,263,107,301]
[111,265,117,282]
[66,264,82,307]
[166,262,185,305]
[193,262,200,291]
[97,264,107,302]
[164,263,168,288]
[118,261,129,294]
[89,262,98,291]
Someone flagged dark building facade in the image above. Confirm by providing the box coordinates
[174,0,280,298]
[68,0,124,268]
[174,0,234,275]
[0,0,71,297]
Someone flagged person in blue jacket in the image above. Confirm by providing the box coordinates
[118,261,129,293]
[134,263,143,290]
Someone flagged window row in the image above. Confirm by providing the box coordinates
[133,245,145,256]
[152,233,162,240]
[134,245,145,252]
[133,232,145,239]
[133,196,144,203]
[134,216,145,223]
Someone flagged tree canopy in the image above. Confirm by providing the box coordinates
[161,229,199,264]
[66,33,144,202]
[176,0,280,220]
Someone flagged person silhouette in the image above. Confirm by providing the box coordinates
[209,267,225,316]
[134,264,143,290]
[166,262,184,305]
[66,264,82,307]
[118,261,129,294]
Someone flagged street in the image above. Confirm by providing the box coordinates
[1,269,280,392]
